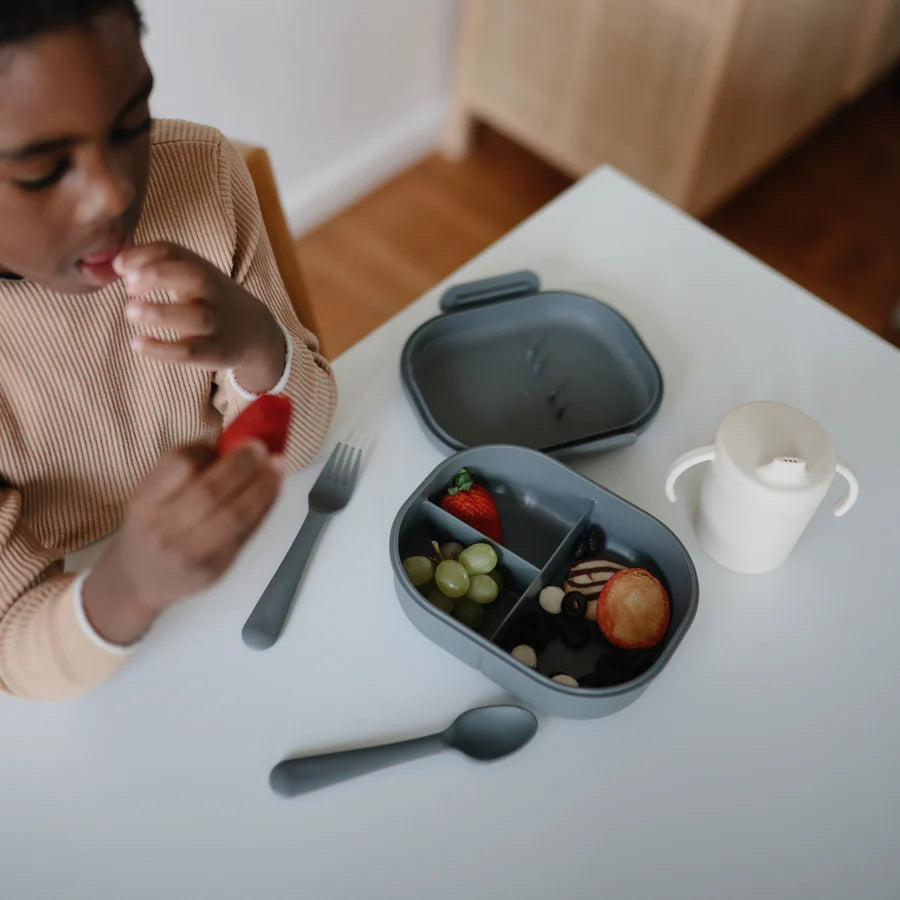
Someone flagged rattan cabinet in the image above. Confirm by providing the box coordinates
[444,0,900,215]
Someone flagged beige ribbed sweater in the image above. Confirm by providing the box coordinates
[0,119,337,701]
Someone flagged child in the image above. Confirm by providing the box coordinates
[0,1,337,700]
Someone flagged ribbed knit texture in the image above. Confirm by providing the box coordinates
[0,120,337,700]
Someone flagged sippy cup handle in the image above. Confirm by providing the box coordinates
[833,459,859,517]
[665,445,716,503]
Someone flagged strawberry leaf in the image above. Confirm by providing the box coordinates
[446,467,474,495]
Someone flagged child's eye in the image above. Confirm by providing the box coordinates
[111,116,153,144]
[14,159,69,192]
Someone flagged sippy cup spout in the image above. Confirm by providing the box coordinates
[755,456,809,487]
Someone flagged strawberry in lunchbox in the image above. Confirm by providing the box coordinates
[439,468,503,544]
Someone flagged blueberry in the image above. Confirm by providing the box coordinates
[572,538,589,561]
[516,610,558,653]
[561,591,588,619]
[586,526,604,556]
[593,656,633,686]
[559,617,591,649]
[594,648,654,684]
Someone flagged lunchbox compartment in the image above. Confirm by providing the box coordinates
[489,496,692,686]
[489,505,666,690]
[396,501,540,639]
[486,507,592,640]
[427,463,592,569]
[493,596,663,688]
[577,496,695,631]
[529,504,673,607]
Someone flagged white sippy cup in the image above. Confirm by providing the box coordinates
[665,401,859,574]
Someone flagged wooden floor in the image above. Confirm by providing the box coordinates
[708,74,900,344]
[297,74,900,358]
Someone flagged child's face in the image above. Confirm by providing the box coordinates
[0,12,152,294]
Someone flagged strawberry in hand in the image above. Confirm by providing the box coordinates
[439,468,504,544]
[217,394,292,456]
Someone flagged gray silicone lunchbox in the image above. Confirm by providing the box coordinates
[389,444,699,718]
[400,271,663,457]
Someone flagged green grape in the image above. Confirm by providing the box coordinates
[458,542,498,575]
[422,582,455,614]
[402,555,434,587]
[487,569,504,591]
[453,595,485,630]
[439,540,465,560]
[467,573,499,604]
[435,560,470,598]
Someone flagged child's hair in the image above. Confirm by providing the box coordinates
[0,0,143,47]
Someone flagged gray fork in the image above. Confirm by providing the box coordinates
[242,442,362,650]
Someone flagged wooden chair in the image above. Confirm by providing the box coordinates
[232,142,328,358]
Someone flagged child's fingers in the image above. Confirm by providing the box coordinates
[113,241,183,287]
[188,462,284,567]
[127,298,216,336]
[130,334,220,365]
[114,240,191,275]
[171,440,278,531]
[122,258,212,300]
[137,444,217,503]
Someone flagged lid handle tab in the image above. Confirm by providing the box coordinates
[439,270,540,312]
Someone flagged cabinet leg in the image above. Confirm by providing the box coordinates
[890,300,900,335]
[442,103,477,160]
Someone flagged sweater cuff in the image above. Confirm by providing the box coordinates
[225,319,293,400]
[71,570,137,656]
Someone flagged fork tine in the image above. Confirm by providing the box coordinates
[344,447,362,488]
[332,443,349,481]
[320,442,342,479]
[335,446,350,484]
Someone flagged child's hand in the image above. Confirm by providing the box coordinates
[82,440,285,645]
[114,241,286,394]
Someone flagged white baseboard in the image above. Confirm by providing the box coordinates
[284,100,448,237]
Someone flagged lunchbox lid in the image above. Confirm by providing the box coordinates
[400,271,663,457]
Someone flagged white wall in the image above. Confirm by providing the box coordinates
[140,0,458,234]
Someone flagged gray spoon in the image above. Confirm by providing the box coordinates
[269,704,538,797]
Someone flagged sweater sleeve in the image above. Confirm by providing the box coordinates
[0,487,129,700]
[210,137,337,474]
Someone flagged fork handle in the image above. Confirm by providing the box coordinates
[242,511,330,650]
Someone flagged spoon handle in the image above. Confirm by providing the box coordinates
[269,732,446,797]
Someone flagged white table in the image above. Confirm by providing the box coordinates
[3,168,899,900]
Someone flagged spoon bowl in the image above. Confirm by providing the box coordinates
[270,704,538,797]
[446,705,538,760]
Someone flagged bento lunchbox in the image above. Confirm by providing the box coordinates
[400,271,663,457]
[389,445,699,718]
